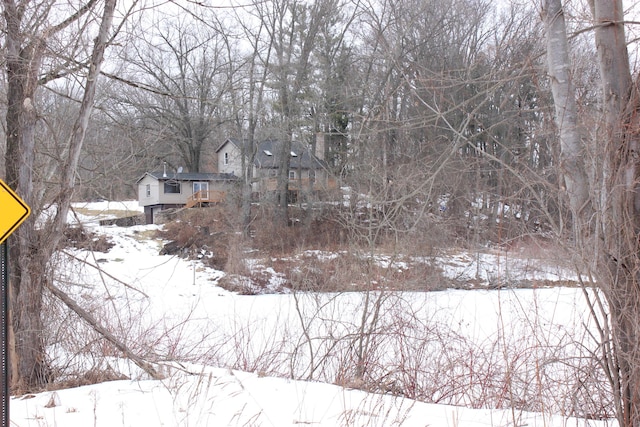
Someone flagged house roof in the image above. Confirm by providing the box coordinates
[137,171,237,183]
[217,138,325,169]
[215,137,245,153]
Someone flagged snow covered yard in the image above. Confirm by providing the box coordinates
[11,368,606,427]
[9,201,615,426]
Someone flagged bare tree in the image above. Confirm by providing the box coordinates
[224,3,275,233]
[257,0,333,225]
[3,0,117,391]
[343,0,548,242]
[544,1,640,425]
[114,10,232,172]
[544,0,591,236]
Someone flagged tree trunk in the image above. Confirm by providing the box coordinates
[4,0,49,389]
[589,1,640,425]
[591,1,640,425]
[543,0,591,234]
[275,132,293,227]
[242,133,257,234]
[545,1,640,425]
[4,0,116,392]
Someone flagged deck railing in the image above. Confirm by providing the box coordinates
[185,190,226,208]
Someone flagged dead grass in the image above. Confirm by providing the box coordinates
[50,365,129,390]
[72,207,139,219]
[63,225,114,252]
[131,228,161,242]
[158,204,570,294]
[250,206,347,255]
[159,206,233,269]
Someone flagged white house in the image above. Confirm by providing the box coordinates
[137,171,237,224]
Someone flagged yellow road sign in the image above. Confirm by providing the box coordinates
[0,179,30,245]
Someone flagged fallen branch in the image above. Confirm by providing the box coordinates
[46,281,162,380]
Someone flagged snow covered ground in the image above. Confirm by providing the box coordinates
[9,201,614,426]
[11,369,605,427]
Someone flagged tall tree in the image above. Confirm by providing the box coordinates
[115,11,232,172]
[347,0,545,237]
[306,0,356,175]
[544,1,640,425]
[260,0,331,225]
[226,3,274,233]
[3,0,117,391]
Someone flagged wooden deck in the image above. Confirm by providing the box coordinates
[185,190,226,208]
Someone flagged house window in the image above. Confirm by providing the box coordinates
[290,151,298,157]
[193,182,209,200]
[289,170,296,179]
[224,152,229,165]
[145,184,151,197]
[164,181,181,194]
[269,169,277,177]
[308,170,316,180]
[264,150,273,156]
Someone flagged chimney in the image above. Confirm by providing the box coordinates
[315,132,325,161]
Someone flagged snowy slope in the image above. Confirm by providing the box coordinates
[9,201,614,427]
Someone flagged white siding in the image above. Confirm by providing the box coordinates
[157,180,191,205]
[138,175,161,207]
[138,174,191,206]
[218,143,244,176]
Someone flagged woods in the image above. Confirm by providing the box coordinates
[3,0,640,425]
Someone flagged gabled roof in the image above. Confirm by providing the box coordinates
[215,137,246,153]
[217,138,325,169]
[137,171,237,183]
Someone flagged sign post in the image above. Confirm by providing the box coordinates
[1,242,8,427]
[0,179,30,427]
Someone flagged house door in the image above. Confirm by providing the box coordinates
[193,182,209,200]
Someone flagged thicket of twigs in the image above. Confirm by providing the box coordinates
[47,204,608,421]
